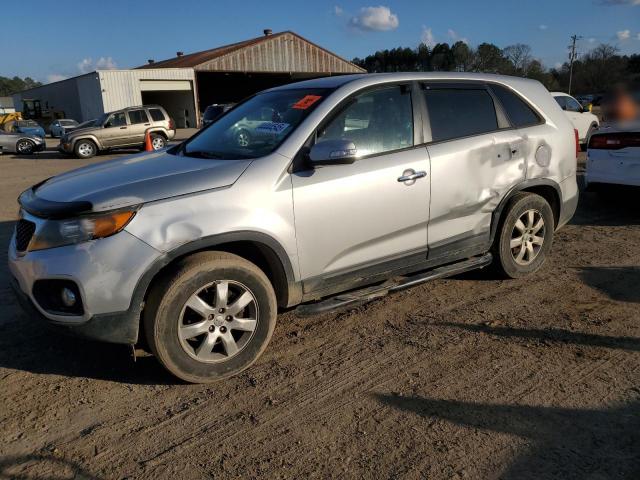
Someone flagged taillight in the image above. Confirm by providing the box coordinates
[588,132,640,150]
[168,118,175,130]
[574,129,579,158]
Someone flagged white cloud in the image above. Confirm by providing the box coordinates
[46,74,68,83]
[333,5,343,16]
[77,56,117,74]
[617,29,631,40]
[447,28,469,44]
[421,26,436,47]
[538,24,548,30]
[349,6,399,31]
[554,62,563,69]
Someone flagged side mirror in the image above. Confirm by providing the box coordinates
[308,139,358,165]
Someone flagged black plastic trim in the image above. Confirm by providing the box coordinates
[18,188,93,219]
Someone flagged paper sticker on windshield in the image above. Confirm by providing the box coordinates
[292,95,322,110]
[255,122,290,135]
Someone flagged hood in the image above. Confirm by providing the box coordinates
[68,125,100,137]
[25,150,253,213]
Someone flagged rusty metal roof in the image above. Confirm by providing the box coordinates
[137,31,365,74]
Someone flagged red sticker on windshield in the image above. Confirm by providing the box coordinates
[292,95,322,110]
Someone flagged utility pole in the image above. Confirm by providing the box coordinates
[568,35,581,95]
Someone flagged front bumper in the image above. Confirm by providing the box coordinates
[8,226,162,344]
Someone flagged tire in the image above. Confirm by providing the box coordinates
[235,129,250,148]
[143,251,277,383]
[491,192,554,279]
[15,139,35,155]
[74,139,97,159]
[150,134,166,150]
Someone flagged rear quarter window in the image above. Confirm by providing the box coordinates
[424,88,498,142]
[149,108,166,121]
[491,84,542,128]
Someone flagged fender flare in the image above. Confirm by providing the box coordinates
[489,178,562,245]
[70,134,104,150]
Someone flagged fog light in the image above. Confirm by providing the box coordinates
[61,288,77,307]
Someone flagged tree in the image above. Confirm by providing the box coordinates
[472,43,510,73]
[503,44,533,76]
[452,41,474,72]
[0,76,42,96]
[430,43,454,71]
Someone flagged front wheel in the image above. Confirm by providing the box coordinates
[492,192,554,279]
[74,139,97,159]
[143,251,277,383]
[16,139,35,155]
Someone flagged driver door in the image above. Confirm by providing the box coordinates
[102,112,129,147]
[291,84,430,294]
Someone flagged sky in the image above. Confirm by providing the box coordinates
[2,0,639,83]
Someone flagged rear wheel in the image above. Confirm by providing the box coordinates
[15,139,35,155]
[492,192,554,278]
[150,134,166,150]
[74,139,97,159]
[143,251,277,383]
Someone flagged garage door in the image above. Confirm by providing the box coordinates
[139,80,192,91]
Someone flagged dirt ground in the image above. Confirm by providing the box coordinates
[0,144,638,480]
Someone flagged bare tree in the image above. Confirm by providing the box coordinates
[503,44,533,76]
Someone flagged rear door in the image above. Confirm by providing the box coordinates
[423,82,526,259]
[291,83,430,292]
[127,109,151,145]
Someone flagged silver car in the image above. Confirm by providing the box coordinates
[0,129,46,155]
[9,73,579,383]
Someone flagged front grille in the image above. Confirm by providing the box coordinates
[15,219,36,251]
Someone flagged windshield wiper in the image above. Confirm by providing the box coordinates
[182,150,225,159]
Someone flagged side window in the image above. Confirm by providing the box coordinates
[317,85,413,156]
[565,97,582,112]
[128,109,149,125]
[105,112,127,128]
[491,84,541,127]
[554,96,567,110]
[149,108,166,122]
[424,88,498,142]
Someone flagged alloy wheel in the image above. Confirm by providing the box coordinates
[510,209,545,266]
[151,136,166,150]
[178,280,258,363]
[16,140,34,154]
[77,142,95,157]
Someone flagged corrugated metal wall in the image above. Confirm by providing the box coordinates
[99,69,196,113]
[195,32,364,73]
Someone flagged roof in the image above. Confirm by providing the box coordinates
[0,97,14,108]
[137,31,365,74]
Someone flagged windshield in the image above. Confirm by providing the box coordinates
[60,120,78,126]
[183,88,329,159]
[17,120,39,127]
[95,113,109,126]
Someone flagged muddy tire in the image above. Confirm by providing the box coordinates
[74,139,97,159]
[492,192,554,279]
[143,251,277,383]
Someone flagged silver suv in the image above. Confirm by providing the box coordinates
[10,73,578,383]
[59,105,176,159]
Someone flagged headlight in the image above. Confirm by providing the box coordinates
[29,209,136,251]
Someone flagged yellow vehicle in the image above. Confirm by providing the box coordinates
[0,112,23,131]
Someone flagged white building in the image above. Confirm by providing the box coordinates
[13,30,364,128]
[0,97,15,114]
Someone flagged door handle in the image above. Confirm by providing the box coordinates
[397,170,427,182]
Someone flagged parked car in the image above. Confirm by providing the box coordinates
[201,104,234,128]
[0,129,45,154]
[58,105,176,159]
[575,95,594,108]
[49,119,79,138]
[6,120,46,139]
[585,122,640,188]
[9,73,578,383]
[552,92,599,146]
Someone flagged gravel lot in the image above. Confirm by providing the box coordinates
[0,141,638,479]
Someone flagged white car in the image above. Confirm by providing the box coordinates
[49,119,79,138]
[552,92,599,146]
[585,122,640,188]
